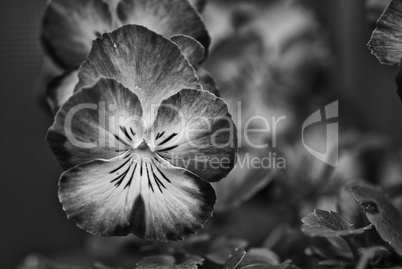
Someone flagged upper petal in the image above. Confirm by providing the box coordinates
[188,0,207,13]
[75,25,200,120]
[46,70,79,114]
[171,35,206,67]
[368,0,402,65]
[47,78,143,169]
[196,67,220,96]
[116,0,210,52]
[59,153,215,241]
[41,0,115,69]
[150,89,237,182]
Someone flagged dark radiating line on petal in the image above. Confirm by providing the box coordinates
[115,149,128,152]
[151,169,165,193]
[153,157,161,163]
[152,159,171,184]
[158,133,178,146]
[111,161,132,187]
[140,159,143,176]
[124,163,137,190]
[130,127,136,137]
[156,131,165,140]
[157,145,178,152]
[146,166,154,193]
[120,126,132,141]
[110,158,131,174]
[150,164,163,193]
[114,134,129,146]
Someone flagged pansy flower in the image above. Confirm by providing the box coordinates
[40,0,217,113]
[46,25,237,241]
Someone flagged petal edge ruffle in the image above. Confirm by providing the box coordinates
[59,154,216,240]
[75,25,200,119]
[116,0,210,52]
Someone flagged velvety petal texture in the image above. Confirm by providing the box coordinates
[46,70,79,113]
[150,89,237,182]
[171,35,206,66]
[47,26,236,241]
[196,67,220,96]
[41,0,115,69]
[188,0,207,13]
[59,154,215,240]
[116,0,210,51]
[76,25,200,119]
[368,0,402,64]
[49,79,221,240]
[47,78,143,170]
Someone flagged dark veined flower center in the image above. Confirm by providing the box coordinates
[108,127,180,194]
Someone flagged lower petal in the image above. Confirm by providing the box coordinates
[59,154,215,241]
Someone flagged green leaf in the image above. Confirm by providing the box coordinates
[350,182,402,256]
[223,249,246,269]
[301,209,373,238]
[136,254,203,269]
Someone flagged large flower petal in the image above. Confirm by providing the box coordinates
[196,67,220,96]
[75,25,200,119]
[169,35,219,96]
[59,154,215,240]
[150,89,237,182]
[41,0,115,69]
[116,0,210,51]
[368,0,402,65]
[188,0,207,13]
[46,70,79,114]
[47,78,143,169]
[171,35,206,67]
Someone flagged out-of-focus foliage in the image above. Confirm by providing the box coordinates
[24,0,402,268]
[351,182,402,255]
[301,209,373,238]
[365,0,391,27]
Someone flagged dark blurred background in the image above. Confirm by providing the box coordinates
[1,0,402,267]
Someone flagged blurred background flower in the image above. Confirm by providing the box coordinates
[3,0,402,268]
